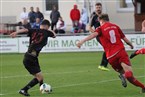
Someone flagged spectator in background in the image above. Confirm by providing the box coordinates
[20,7,28,21]
[35,7,44,21]
[70,4,80,29]
[28,7,36,28]
[142,20,145,32]
[50,5,60,30]
[55,17,66,34]
[18,19,31,29]
[89,2,109,71]
[71,21,81,33]
[18,19,31,34]
[80,8,88,33]
[33,18,41,29]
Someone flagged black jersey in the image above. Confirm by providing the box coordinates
[27,29,54,56]
[89,12,100,29]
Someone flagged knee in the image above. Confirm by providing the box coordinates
[125,71,133,79]
[35,73,43,82]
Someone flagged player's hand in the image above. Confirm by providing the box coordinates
[10,32,17,38]
[89,28,95,33]
[130,45,134,49]
[77,41,83,48]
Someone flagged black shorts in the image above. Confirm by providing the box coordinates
[23,52,41,75]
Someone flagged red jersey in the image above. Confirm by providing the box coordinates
[96,22,125,59]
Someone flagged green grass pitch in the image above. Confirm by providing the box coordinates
[0,52,145,97]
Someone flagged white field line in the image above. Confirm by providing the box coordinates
[54,75,145,88]
[0,67,144,79]
[0,70,88,79]
[1,75,145,96]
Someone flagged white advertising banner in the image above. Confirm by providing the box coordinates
[18,37,29,53]
[41,36,103,52]
[18,36,102,53]
[0,38,18,53]
[17,34,145,53]
[125,34,145,50]
[0,34,144,53]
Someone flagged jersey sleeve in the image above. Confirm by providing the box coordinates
[95,27,102,36]
[117,26,125,39]
[47,30,55,37]
[27,29,35,37]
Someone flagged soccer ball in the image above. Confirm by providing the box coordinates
[40,83,52,94]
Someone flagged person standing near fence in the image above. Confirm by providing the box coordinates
[70,4,81,31]
[35,7,44,21]
[89,2,109,71]
[80,8,88,33]
[50,5,60,30]
[28,7,36,28]
[20,7,28,21]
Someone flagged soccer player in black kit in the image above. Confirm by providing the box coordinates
[10,20,56,96]
[89,3,109,71]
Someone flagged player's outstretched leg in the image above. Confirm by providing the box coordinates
[130,50,138,59]
[121,63,145,93]
[19,72,44,96]
[98,52,109,71]
[124,71,145,93]
[19,90,30,96]
[130,48,145,59]
[19,78,39,96]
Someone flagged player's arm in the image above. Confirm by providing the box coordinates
[48,29,56,38]
[89,26,95,33]
[118,26,133,49]
[77,32,98,48]
[10,28,28,38]
[122,37,134,49]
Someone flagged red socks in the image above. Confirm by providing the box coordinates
[136,48,145,54]
[125,71,145,89]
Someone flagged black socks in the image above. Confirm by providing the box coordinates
[22,78,39,91]
[100,52,108,67]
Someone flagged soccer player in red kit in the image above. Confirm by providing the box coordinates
[77,14,145,93]
[130,20,145,59]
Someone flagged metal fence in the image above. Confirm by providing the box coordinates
[0,23,17,35]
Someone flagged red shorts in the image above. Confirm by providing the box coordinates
[108,49,131,72]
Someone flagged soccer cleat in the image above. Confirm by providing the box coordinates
[141,88,145,93]
[98,66,102,69]
[98,66,110,71]
[19,90,30,96]
[130,50,138,59]
[119,74,127,88]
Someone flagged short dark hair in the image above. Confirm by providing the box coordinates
[95,2,102,6]
[41,19,50,26]
[98,14,109,21]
